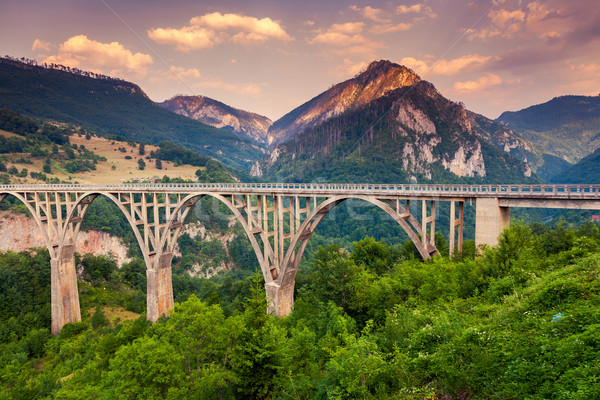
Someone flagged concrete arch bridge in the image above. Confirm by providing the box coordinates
[1,182,599,334]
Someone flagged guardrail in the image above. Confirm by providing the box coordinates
[1,183,600,198]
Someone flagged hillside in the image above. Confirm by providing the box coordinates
[266,60,421,146]
[0,130,201,185]
[497,94,600,164]
[255,78,536,184]
[550,147,600,183]
[159,95,272,145]
[0,57,263,170]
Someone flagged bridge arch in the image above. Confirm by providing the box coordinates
[269,195,437,316]
[156,192,269,281]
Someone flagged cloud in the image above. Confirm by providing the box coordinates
[32,39,52,53]
[309,22,368,45]
[350,5,390,23]
[370,23,411,34]
[399,54,491,76]
[330,22,365,34]
[454,73,503,93]
[399,56,430,75]
[168,65,202,79]
[309,20,385,78]
[148,12,291,52]
[396,4,436,18]
[148,27,215,52]
[333,58,369,77]
[43,35,153,76]
[432,54,492,75]
[194,78,264,97]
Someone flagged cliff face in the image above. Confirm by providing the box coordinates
[0,210,238,278]
[0,211,131,265]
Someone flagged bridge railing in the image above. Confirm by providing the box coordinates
[1,183,600,197]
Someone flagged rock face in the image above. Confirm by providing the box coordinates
[0,211,131,265]
[159,95,272,145]
[267,60,421,147]
[256,73,534,183]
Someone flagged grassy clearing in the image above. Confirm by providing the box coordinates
[0,131,203,184]
[87,306,140,325]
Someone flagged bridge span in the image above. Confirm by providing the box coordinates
[1,182,599,334]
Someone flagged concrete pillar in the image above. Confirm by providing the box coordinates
[475,197,510,248]
[146,253,174,322]
[51,244,81,335]
[265,281,294,316]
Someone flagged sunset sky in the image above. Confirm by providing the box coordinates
[2,0,600,120]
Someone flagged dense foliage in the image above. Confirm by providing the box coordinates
[1,221,599,399]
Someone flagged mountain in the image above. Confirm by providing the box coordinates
[497,95,600,164]
[550,147,600,183]
[266,60,421,146]
[0,56,263,170]
[253,67,536,184]
[158,95,272,145]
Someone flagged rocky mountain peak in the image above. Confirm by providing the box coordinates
[357,59,420,85]
[266,59,421,147]
[158,95,272,144]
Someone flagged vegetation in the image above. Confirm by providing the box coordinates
[552,147,600,183]
[1,221,599,399]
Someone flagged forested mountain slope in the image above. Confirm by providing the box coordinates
[497,94,600,165]
[255,79,537,184]
[0,57,262,170]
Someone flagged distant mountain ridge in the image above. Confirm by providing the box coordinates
[497,95,600,164]
[266,60,421,146]
[158,95,272,145]
[0,56,263,170]
[254,64,536,184]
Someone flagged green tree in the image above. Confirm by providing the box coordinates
[155,159,162,170]
[91,305,109,329]
[233,275,285,399]
[158,295,241,399]
[102,336,186,399]
[137,158,146,170]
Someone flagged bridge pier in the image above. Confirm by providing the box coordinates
[475,197,510,248]
[50,244,81,335]
[265,281,294,316]
[146,253,175,323]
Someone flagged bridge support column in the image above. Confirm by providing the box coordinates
[146,253,174,322]
[265,281,294,316]
[449,201,464,258]
[51,244,81,335]
[475,198,510,248]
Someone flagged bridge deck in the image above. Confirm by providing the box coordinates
[1,183,600,200]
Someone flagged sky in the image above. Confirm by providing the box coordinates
[1,0,600,121]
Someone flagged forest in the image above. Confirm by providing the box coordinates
[0,220,599,399]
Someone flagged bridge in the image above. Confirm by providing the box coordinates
[1,182,599,334]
